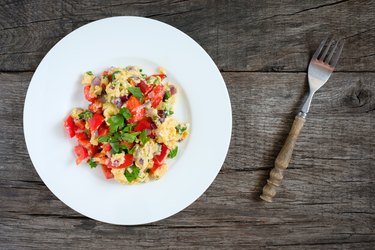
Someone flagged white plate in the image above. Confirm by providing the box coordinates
[24,16,232,225]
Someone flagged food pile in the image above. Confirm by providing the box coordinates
[64,66,189,184]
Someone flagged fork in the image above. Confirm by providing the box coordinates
[260,38,345,202]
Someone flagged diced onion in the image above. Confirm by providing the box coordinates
[170,86,177,95]
[92,76,101,86]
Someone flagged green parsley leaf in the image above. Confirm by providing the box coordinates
[110,142,121,154]
[124,165,140,182]
[128,87,144,99]
[87,158,97,168]
[102,75,108,80]
[108,114,125,134]
[163,90,171,101]
[128,146,136,154]
[123,123,136,133]
[119,107,132,120]
[111,132,122,142]
[78,111,93,120]
[139,69,143,72]
[98,136,109,142]
[139,130,150,145]
[122,132,140,143]
[168,146,178,158]
[164,109,174,117]
[141,73,148,78]
[120,144,129,151]
[153,77,160,84]
[175,124,187,134]
[86,71,93,76]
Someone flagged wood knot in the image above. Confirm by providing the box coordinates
[348,89,371,107]
[343,86,374,112]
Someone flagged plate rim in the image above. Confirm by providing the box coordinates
[23,16,232,225]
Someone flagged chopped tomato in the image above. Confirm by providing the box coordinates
[151,74,166,81]
[126,96,145,123]
[150,161,162,174]
[87,145,99,157]
[153,143,169,165]
[74,145,88,165]
[88,113,104,131]
[94,152,108,165]
[98,124,109,137]
[84,85,96,102]
[88,99,102,113]
[102,70,111,82]
[108,154,134,169]
[137,80,153,95]
[101,143,112,152]
[74,119,86,130]
[134,118,153,132]
[126,95,141,110]
[128,78,137,86]
[101,165,114,179]
[64,116,76,138]
[75,132,91,148]
[128,108,145,124]
[146,85,165,108]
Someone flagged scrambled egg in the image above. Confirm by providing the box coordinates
[111,153,125,166]
[104,67,143,99]
[150,164,168,180]
[90,135,99,146]
[133,140,160,170]
[157,90,175,112]
[105,82,128,98]
[158,67,166,75]
[81,72,95,85]
[103,103,119,120]
[111,140,161,184]
[111,169,131,184]
[155,117,189,149]
[71,108,84,120]
[111,168,149,184]
[90,85,103,97]
[101,76,109,86]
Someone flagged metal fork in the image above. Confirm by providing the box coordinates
[260,38,345,202]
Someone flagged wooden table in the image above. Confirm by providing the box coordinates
[1,1,374,249]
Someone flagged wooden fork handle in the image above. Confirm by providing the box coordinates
[260,114,305,202]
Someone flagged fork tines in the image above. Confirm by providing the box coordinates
[312,37,345,67]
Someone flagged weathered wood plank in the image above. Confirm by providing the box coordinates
[217,0,375,72]
[0,72,373,249]
[1,170,374,250]
[1,0,375,72]
[0,0,71,71]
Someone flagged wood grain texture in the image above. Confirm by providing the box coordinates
[1,0,375,72]
[0,72,374,249]
[1,0,375,249]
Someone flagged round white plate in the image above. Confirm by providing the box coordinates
[24,16,232,225]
